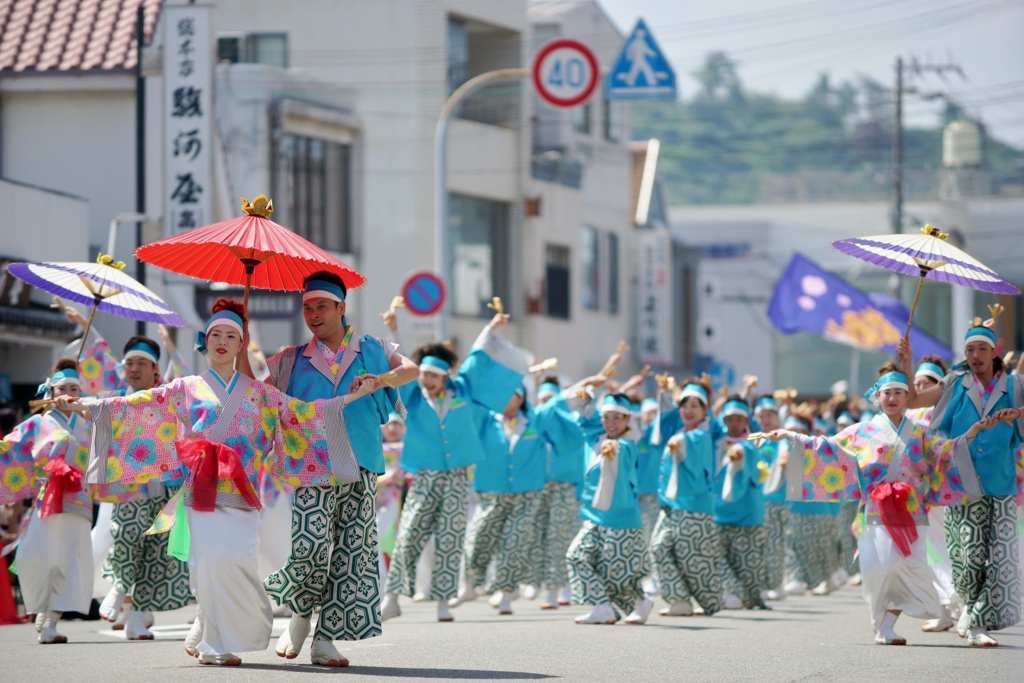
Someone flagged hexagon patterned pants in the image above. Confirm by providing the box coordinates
[102,485,190,612]
[264,470,381,641]
[383,468,469,602]
[945,495,1021,632]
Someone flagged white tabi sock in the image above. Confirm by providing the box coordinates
[497,591,513,615]
[380,593,401,621]
[967,627,998,647]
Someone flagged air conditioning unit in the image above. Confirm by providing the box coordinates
[216,32,247,64]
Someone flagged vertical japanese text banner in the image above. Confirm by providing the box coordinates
[637,228,673,366]
[163,5,212,237]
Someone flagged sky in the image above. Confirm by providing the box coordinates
[592,0,1024,147]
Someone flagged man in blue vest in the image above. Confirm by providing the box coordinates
[903,318,1023,647]
[263,272,418,667]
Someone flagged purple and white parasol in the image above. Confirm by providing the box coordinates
[832,225,1020,340]
[7,255,186,359]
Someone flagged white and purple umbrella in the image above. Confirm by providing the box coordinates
[832,224,1020,340]
[7,255,186,359]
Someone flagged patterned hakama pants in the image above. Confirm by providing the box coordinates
[566,522,649,617]
[786,513,839,590]
[719,524,769,608]
[103,486,190,612]
[837,502,860,577]
[382,468,469,602]
[945,496,1021,631]
[465,491,545,592]
[763,502,790,592]
[651,508,723,614]
[530,481,581,590]
[264,470,382,641]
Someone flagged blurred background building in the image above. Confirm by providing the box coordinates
[0,0,1020,403]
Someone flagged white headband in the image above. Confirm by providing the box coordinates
[964,332,996,349]
[124,348,159,364]
[302,289,343,304]
[679,385,709,406]
[207,318,243,338]
[914,367,944,383]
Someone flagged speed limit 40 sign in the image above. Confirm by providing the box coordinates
[532,39,599,108]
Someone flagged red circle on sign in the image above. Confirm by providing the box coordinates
[532,39,600,108]
[401,271,447,317]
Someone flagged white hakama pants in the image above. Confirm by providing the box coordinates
[925,506,961,606]
[859,524,942,630]
[187,507,272,655]
[18,512,93,614]
[257,494,292,582]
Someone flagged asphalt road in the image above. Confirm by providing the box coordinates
[2,587,1022,682]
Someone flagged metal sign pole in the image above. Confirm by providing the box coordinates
[434,68,527,341]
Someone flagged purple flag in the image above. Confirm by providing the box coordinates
[768,253,953,361]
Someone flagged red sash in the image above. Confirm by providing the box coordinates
[39,459,83,518]
[175,439,261,512]
[870,482,918,557]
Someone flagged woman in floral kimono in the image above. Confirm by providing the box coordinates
[59,300,381,666]
[761,362,1006,645]
[0,360,139,644]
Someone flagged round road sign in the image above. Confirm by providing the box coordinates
[532,39,599,108]
[401,271,447,317]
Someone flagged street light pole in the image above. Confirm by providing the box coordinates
[891,57,903,237]
[434,67,528,340]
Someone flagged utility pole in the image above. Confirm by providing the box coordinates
[891,57,903,237]
[135,4,146,336]
[889,55,965,298]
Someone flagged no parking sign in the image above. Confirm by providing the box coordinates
[401,272,447,317]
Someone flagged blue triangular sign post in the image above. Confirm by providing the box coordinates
[606,19,676,100]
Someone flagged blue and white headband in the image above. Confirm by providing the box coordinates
[915,362,945,383]
[836,412,855,426]
[123,340,159,364]
[537,382,561,399]
[754,396,779,414]
[303,279,346,304]
[964,325,996,349]
[721,399,750,419]
[864,371,909,400]
[679,383,709,406]
[641,398,658,412]
[195,310,245,356]
[600,394,633,416]
[784,415,810,431]
[419,355,450,376]
[37,367,81,398]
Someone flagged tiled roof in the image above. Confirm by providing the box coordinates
[0,0,161,74]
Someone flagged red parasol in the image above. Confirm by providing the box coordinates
[136,196,365,310]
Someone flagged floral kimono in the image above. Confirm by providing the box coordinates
[0,411,138,617]
[83,369,354,657]
[786,413,981,629]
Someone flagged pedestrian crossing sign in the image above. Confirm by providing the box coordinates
[606,19,676,100]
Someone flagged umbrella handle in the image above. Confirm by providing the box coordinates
[76,301,99,362]
[900,274,926,360]
[243,267,252,316]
